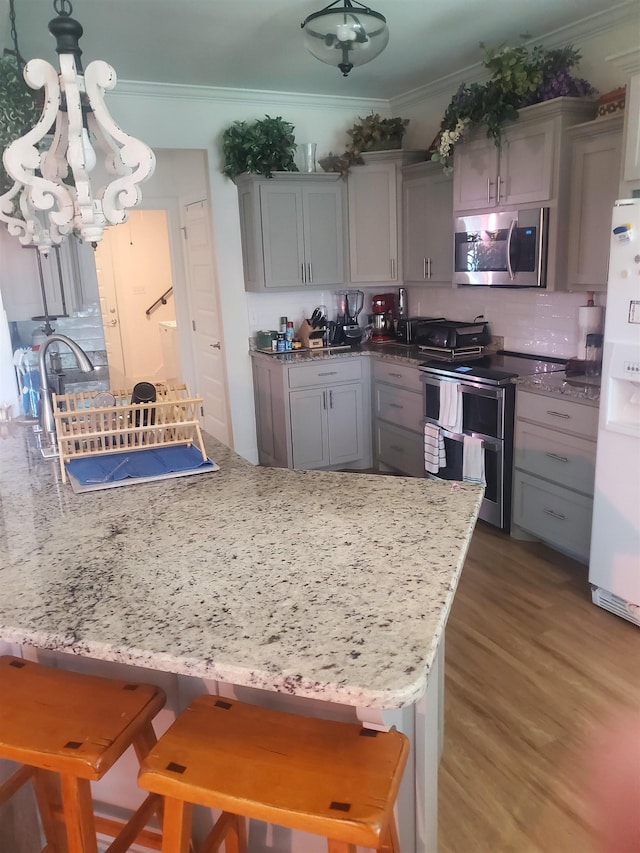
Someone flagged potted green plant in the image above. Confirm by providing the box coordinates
[0,52,39,196]
[430,41,595,171]
[319,113,409,177]
[222,115,298,180]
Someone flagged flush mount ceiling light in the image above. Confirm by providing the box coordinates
[301,0,389,77]
[0,0,155,254]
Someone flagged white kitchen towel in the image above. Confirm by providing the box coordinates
[439,381,462,433]
[462,435,485,485]
[424,423,445,474]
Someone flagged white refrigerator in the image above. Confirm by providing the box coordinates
[589,198,640,626]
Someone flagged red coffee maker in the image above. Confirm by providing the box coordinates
[371,293,396,341]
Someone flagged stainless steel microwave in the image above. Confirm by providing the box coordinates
[454,207,549,287]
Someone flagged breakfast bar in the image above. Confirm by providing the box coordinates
[0,425,483,852]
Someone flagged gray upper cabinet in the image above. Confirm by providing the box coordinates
[621,71,640,191]
[402,162,453,285]
[348,158,398,283]
[236,172,345,292]
[346,150,425,286]
[567,115,623,292]
[453,98,596,212]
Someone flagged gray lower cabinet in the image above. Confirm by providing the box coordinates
[252,355,371,470]
[512,388,599,562]
[373,360,424,477]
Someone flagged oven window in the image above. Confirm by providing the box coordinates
[425,383,502,439]
[462,392,501,439]
[438,437,498,505]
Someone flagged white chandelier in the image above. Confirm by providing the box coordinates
[0,0,155,255]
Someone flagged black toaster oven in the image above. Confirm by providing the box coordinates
[395,317,445,345]
[414,319,491,349]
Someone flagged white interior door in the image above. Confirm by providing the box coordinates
[182,198,232,446]
[94,238,126,389]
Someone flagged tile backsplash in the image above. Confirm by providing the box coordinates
[406,286,606,359]
[247,285,606,360]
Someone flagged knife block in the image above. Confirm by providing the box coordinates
[298,320,324,349]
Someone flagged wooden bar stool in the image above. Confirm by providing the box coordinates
[138,695,409,853]
[0,655,166,853]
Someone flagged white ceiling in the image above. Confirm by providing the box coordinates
[0,0,635,100]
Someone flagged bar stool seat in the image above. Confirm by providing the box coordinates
[138,694,409,853]
[0,655,166,853]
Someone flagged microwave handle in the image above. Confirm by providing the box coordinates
[506,219,516,281]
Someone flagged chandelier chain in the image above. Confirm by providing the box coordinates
[8,0,25,71]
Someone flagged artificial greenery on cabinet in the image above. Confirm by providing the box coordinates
[430,41,595,171]
[319,113,410,177]
[222,115,298,180]
[0,53,39,195]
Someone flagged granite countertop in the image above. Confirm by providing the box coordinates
[252,345,602,405]
[516,371,600,405]
[250,342,427,367]
[0,426,483,710]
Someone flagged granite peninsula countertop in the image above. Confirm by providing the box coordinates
[0,426,483,710]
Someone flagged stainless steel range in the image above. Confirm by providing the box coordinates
[419,350,565,531]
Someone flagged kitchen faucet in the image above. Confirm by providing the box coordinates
[38,334,94,445]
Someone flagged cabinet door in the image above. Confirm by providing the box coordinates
[499,119,555,205]
[302,184,344,286]
[567,126,623,289]
[375,420,425,477]
[348,161,398,282]
[290,387,330,468]
[513,471,593,563]
[327,382,364,465]
[423,173,453,284]
[453,136,499,211]
[623,72,640,184]
[403,177,428,282]
[259,184,305,288]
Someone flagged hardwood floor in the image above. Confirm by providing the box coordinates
[439,521,640,853]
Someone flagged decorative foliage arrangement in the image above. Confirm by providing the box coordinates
[0,53,39,195]
[430,41,595,171]
[222,115,298,180]
[319,113,409,177]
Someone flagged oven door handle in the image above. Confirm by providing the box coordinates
[506,218,516,281]
[434,424,502,450]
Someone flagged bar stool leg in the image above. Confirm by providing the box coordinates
[132,721,164,825]
[162,798,192,853]
[379,818,400,853]
[32,769,68,852]
[224,813,247,853]
[59,775,98,853]
[327,841,355,853]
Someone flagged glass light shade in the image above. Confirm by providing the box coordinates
[301,1,389,77]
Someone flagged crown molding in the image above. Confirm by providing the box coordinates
[606,46,640,74]
[390,1,639,113]
[113,79,388,114]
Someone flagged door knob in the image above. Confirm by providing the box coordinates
[210,341,221,349]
